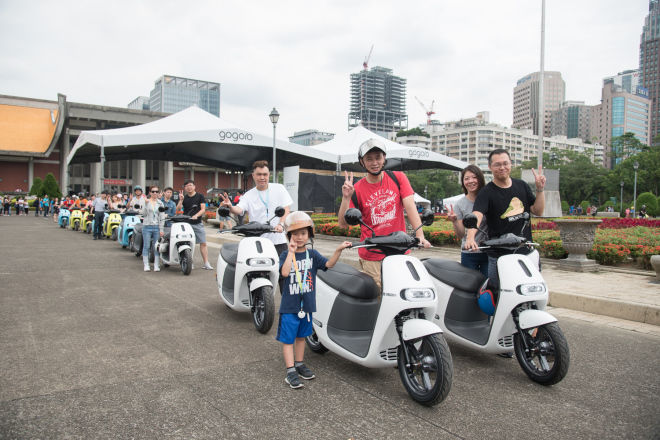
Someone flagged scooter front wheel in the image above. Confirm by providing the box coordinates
[110,227,118,241]
[180,249,192,275]
[514,322,569,385]
[251,286,274,334]
[305,330,328,354]
[397,334,453,407]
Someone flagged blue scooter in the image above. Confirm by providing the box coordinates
[118,206,141,249]
[58,206,71,228]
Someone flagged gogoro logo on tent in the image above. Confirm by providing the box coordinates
[408,149,430,159]
[219,130,253,142]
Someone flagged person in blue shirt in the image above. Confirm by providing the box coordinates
[278,211,351,389]
[160,187,177,226]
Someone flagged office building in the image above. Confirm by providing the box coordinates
[149,75,220,117]
[604,70,640,94]
[639,0,660,140]
[421,113,604,172]
[128,96,151,111]
[550,101,593,142]
[348,66,407,136]
[289,129,335,146]
[591,79,651,167]
[513,71,566,137]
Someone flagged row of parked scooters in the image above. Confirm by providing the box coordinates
[214,206,570,407]
[56,204,197,275]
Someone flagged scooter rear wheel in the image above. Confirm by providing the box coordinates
[180,249,192,275]
[513,322,570,385]
[397,334,453,407]
[251,286,274,334]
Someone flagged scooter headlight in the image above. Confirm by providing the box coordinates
[517,283,546,295]
[400,288,435,302]
[247,258,275,267]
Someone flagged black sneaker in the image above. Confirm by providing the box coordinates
[285,371,304,389]
[295,363,315,380]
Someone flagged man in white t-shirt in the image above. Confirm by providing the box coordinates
[220,160,292,256]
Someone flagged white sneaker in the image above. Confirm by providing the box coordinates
[154,265,160,272]
[144,265,150,272]
[202,262,213,270]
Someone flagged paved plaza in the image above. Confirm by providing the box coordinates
[1,216,659,439]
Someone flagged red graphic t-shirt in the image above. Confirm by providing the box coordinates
[349,171,414,261]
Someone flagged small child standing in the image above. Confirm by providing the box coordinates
[278,211,351,389]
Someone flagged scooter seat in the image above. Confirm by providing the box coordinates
[317,262,379,300]
[221,243,239,266]
[423,259,486,292]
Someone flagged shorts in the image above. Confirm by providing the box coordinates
[190,222,206,244]
[276,312,313,344]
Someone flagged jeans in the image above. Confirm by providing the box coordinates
[93,212,105,238]
[461,251,489,278]
[142,225,160,258]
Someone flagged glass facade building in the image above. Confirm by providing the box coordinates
[149,75,220,117]
[639,0,660,140]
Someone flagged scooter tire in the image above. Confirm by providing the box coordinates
[111,228,118,241]
[397,334,453,407]
[74,223,79,231]
[180,249,192,275]
[251,286,275,334]
[513,322,570,386]
[305,331,328,354]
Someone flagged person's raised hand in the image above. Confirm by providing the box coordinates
[446,204,457,223]
[531,165,546,191]
[342,171,355,199]
[288,237,297,254]
[220,192,232,207]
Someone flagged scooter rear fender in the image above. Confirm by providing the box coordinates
[402,319,442,341]
[518,309,557,330]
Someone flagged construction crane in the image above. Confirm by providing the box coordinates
[415,96,436,125]
[363,44,374,70]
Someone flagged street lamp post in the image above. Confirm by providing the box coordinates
[633,161,639,216]
[620,181,624,213]
[269,107,279,183]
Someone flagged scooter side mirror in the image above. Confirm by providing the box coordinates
[274,206,285,217]
[158,206,166,212]
[462,214,478,229]
[134,204,141,210]
[218,206,230,217]
[344,208,362,226]
[421,209,435,226]
[104,203,108,209]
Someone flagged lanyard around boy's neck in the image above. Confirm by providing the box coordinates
[257,188,270,217]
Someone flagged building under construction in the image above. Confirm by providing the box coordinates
[348,66,408,135]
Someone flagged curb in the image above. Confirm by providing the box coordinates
[549,290,660,326]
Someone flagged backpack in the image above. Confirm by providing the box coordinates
[350,170,401,212]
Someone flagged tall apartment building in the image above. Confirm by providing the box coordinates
[591,79,652,167]
[639,0,660,141]
[289,129,335,146]
[149,75,220,117]
[513,71,566,137]
[421,114,603,172]
[550,101,593,142]
[348,66,407,136]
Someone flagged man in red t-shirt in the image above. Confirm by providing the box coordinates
[338,138,431,290]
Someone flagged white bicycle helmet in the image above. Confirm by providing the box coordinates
[285,211,314,239]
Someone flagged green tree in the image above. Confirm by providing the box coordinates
[41,173,62,199]
[29,177,43,197]
[637,192,658,216]
[610,132,647,168]
[396,127,430,138]
[406,169,461,205]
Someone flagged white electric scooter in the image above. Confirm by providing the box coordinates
[156,210,196,275]
[424,213,569,385]
[215,206,284,334]
[305,208,453,406]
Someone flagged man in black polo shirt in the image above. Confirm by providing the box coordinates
[177,180,213,270]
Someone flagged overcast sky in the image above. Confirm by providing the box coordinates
[0,0,650,139]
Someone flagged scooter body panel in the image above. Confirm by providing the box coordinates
[118,214,141,246]
[216,236,279,312]
[58,208,70,227]
[158,221,196,266]
[103,213,122,237]
[313,254,441,368]
[429,250,551,354]
[69,209,83,229]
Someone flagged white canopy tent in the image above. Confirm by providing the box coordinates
[66,106,339,171]
[310,125,468,172]
[414,193,431,207]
